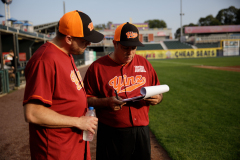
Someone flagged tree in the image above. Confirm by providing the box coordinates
[94,21,113,30]
[236,9,240,24]
[175,23,197,39]
[174,6,240,39]
[107,21,113,29]
[144,19,167,28]
[216,6,239,25]
[94,23,106,30]
[198,15,221,26]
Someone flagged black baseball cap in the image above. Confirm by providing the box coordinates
[114,22,144,47]
[58,10,104,43]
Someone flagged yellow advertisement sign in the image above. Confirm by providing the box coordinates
[136,48,217,59]
[136,50,168,59]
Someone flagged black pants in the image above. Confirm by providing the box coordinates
[96,122,151,160]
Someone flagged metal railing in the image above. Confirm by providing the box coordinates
[187,35,240,43]
[0,70,9,94]
[0,24,53,40]
[0,67,26,94]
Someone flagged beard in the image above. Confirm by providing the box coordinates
[69,45,85,55]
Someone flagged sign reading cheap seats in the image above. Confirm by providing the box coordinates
[136,48,218,59]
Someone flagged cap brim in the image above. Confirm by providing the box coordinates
[82,30,104,43]
[119,41,144,47]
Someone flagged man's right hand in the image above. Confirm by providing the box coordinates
[87,96,126,111]
[108,96,126,111]
[77,116,98,134]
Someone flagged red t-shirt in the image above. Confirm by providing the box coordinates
[23,42,90,160]
[84,54,160,128]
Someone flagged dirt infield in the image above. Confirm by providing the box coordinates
[0,65,171,160]
[193,65,240,72]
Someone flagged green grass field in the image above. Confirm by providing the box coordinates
[149,56,240,160]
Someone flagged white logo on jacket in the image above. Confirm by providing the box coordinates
[134,66,146,72]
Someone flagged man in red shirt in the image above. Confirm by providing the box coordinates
[23,10,103,160]
[84,22,163,160]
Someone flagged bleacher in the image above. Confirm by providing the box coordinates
[139,43,163,50]
[195,42,220,48]
[164,41,193,49]
[193,33,240,43]
[230,33,240,39]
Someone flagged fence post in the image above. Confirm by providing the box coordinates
[0,70,3,93]
[15,71,20,87]
[4,70,9,93]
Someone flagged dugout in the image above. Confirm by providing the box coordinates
[0,24,50,94]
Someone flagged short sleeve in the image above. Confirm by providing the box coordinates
[23,60,55,106]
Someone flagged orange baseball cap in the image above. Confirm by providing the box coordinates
[59,10,104,43]
[114,22,144,47]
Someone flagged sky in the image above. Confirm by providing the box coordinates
[0,0,240,38]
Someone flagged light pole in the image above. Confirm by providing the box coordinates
[180,0,184,41]
[63,1,65,15]
[4,2,8,26]
[1,0,13,26]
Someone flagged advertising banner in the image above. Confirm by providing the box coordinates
[185,25,240,34]
[110,23,149,30]
[136,50,168,59]
[136,48,217,59]
[173,49,217,58]
[19,53,26,61]
[223,40,239,56]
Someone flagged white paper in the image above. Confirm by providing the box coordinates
[4,54,13,60]
[7,57,13,60]
[122,84,169,102]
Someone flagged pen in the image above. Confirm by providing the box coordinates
[114,90,119,100]
[114,89,121,109]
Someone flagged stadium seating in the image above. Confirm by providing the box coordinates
[230,33,240,39]
[139,43,164,50]
[164,41,193,49]
[195,42,220,48]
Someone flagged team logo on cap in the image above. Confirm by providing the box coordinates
[126,32,138,39]
[88,22,94,31]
